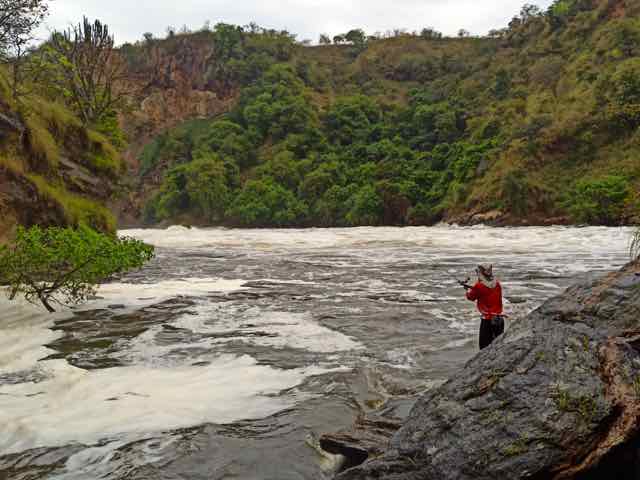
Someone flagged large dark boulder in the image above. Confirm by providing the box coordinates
[336,262,640,479]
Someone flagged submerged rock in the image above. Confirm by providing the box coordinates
[321,413,402,471]
[332,261,640,479]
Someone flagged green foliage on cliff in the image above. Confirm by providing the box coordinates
[138,2,640,227]
[0,225,154,312]
[564,175,631,225]
[0,45,124,235]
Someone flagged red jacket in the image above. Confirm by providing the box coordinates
[466,281,503,319]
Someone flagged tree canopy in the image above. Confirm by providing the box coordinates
[0,226,154,312]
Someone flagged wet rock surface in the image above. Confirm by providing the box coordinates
[334,261,640,480]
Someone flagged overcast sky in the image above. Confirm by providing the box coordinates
[38,0,555,45]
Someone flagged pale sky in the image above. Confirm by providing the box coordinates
[38,0,555,45]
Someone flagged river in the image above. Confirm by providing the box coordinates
[0,226,634,479]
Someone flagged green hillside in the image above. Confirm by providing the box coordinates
[130,0,640,228]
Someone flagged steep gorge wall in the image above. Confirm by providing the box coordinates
[120,36,237,165]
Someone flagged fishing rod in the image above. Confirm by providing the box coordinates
[447,272,472,290]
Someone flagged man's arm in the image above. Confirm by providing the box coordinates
[466,283,480,301]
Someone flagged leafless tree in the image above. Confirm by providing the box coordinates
[46,17,126,126]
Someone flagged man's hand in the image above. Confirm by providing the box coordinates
[458,277,471,290]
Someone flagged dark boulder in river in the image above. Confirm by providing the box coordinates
[327,261,640,479]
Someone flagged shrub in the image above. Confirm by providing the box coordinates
[565,175,630,225]
[226,179,308,227]
[0,225,154,312]
[346,185,383,226]
[502,170,529,216]
[86,130,123,177]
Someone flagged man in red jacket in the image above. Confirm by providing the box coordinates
[465,264,504,350]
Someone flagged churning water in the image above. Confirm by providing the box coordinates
[0,226,634,479]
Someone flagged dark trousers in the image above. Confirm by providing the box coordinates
[479,316,505,350]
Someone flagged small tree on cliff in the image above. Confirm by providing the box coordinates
[44,17,126,127]
[0,0,50,101]
[0,225,154,312]
[0,0,49,56]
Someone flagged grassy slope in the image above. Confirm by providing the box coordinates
[0,71,123,237]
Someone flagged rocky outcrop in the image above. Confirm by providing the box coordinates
[449,209,572,227]
[0,168,67,240]
[331,262,640,479]
[321,413,403,470]
[0,112,24,137]
[120,37,236,168]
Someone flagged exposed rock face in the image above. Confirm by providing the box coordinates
[0,168,67,240]
[120,37,236,168]
[335,262,640,479]
[114,37,238,223]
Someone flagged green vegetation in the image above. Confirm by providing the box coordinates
[26,175,116,232]
[502,437,528,457]
[2,1,640,230]
[0,225,154,312]
[0,2,125,237]
[135,2,640,227]
[554,387,599,423]
[564,176,630,225]
[0,84,122,235]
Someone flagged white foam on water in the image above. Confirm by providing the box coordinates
[0,296,68,375]
[49,434,181,480]
[122,225,634,258]
[77,277,248,311]
[170,304,364,353]
[0,277,293,456]
[0,354,345,455]
[386,348,421,369]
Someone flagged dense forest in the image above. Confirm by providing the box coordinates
[1,0,640,233]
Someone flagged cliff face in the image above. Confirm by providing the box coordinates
[333,261,640,479]
[112,36,239,225]
[120,36,237,163]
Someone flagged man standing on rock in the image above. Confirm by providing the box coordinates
[464,264,504,350]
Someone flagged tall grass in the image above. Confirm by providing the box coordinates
[24,116,60,169]
[86,130,123,178]
[27,174,116,233]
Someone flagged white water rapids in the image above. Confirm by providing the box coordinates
[0,226,635,479]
